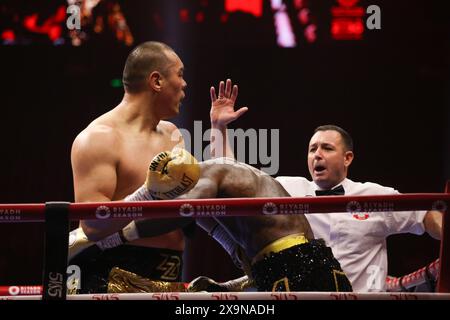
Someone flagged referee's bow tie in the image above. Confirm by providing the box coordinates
[315,185,345,196]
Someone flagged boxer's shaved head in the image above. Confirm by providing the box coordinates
[122,41,175,93]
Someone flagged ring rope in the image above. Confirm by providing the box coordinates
[0,193,448,222]
[1,291,450,300]
[386,259,440,292]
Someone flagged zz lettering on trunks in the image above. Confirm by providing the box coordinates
[157,254,181,281]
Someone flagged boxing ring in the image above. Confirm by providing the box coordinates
[0,192,449,300]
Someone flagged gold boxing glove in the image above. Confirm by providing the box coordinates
[146,148,200,199]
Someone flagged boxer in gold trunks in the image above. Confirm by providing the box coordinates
[69,40,248,293]
[69,41,191,293]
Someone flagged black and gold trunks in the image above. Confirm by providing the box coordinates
[251,234,352,292]
[68,245,183,294]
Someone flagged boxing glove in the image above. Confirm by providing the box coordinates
[188,276,229,292]
[68,227,128,262]
[146,148,200,199]
[188,275,252,292]
[68,227,100,262]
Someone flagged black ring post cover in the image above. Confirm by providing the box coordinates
[42,202,70,300]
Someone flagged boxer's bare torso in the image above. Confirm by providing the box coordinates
[72,106,184,250]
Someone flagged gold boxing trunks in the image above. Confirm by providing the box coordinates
[107,267,188,293]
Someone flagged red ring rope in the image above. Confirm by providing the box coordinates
[0,193,448,222]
